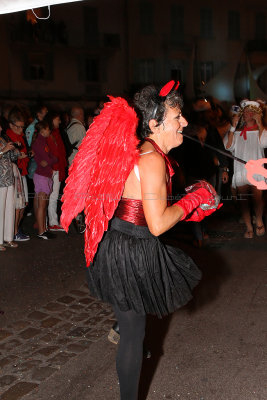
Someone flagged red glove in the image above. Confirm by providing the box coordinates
[174,180,222,222]
[183,202,223,222]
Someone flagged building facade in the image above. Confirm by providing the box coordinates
[0,0,266,107]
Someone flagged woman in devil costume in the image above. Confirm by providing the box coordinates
[60,82,221,400]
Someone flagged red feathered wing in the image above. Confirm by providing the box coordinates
[60,96,139,266]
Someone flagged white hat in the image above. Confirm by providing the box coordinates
[240,99,261,109]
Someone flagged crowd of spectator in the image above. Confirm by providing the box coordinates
[170,96,267,246]
[0,95,266,252]
[0,101,98,251]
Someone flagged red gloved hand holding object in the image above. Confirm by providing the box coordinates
[174,180,222,222]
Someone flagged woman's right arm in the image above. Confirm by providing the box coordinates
[0,141,15,156]
[225,114,240,150]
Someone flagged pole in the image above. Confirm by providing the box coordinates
[182,133,247,165]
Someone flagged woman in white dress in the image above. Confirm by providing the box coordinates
[224,100,267,238]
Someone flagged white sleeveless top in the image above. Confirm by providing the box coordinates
[134,150,154,181]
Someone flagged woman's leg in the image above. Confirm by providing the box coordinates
[35,192,49,234]
[21,176,29,205]
[33,194,38,228]
[113,306,146,400]
[251,186,265,235]
[16,208,25,233]
[237,185,253,237]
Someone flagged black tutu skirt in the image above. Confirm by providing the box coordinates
[86,217,202,318]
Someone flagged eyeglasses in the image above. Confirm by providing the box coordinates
[11,122,25,130]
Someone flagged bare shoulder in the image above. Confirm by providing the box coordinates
[139,151,165,170]
[139,152,166,185]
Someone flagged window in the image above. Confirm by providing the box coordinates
[171,5,184,40]
[200,8,213,39]
[228,11,240,40]
[137,59,154,83]
[84,7,99,44]
[30,65,45,80]
[103,34,120,48]
[200,62,213,84]
[255,13,266,40]
[171,68,182,82]
[23,53,53,81]
[258,68,267,94]
[139,1,154,35]
[85,58,99,82]
[170,60,183,82]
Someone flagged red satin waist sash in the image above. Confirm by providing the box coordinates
[114,198,147,226]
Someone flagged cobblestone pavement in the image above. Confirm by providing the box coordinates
[0,284,115,400]
[1,206,266,400]
[168,208,267,252]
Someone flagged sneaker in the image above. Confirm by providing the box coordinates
[14,232,30,241]
[74,220,86,234]
[37,231,56,240]
[18,228,30,239]
[48,225,65,232]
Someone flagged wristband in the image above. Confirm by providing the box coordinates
[229,126,236,133]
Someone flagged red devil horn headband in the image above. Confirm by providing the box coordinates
[150,80,181,119]
[159,80,180,97]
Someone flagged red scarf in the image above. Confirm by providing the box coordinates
[47,129,67,182]
[240,124,258,141]
[6,129,29,176]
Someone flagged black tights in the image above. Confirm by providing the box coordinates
[113,305,146,400]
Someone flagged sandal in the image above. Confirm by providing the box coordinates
[0,245,6,251]
[255,225,265,237]
[244,231,254,239]
[4,241,18,248]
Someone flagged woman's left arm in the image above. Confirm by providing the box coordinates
[255,114,264,139]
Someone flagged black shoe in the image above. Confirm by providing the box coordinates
[74,215,86,234]
[143,347,152,359]
[112,321,120,333]
[37,231,56,240]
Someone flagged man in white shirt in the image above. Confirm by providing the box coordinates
[67,107,86,166]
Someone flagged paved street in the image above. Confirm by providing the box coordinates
[0,203,266,400]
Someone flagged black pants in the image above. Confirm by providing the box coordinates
[113,305,146,400]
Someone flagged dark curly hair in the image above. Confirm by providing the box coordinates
[35,120,50,134]
[133,85,183,140]
[8,108,25,125]
[30,120,50,145]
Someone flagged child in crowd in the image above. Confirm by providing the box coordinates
[25,105,48,147]
[32,120,57,240]
[25,105,48,180]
